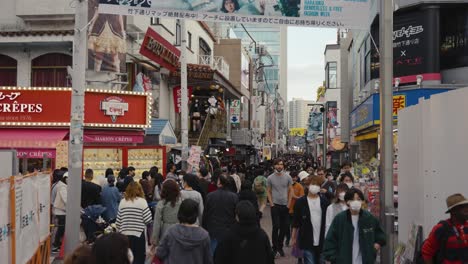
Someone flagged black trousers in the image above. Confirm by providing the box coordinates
[53,215,66,248]
[271,204,289,251]
[127,232,146,264]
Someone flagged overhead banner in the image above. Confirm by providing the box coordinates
[98,0,370,29]
[0,180,11,264]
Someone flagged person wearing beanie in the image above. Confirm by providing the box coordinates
[214,201,274,264]
[101,175,121,222]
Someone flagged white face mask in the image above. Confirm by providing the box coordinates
[308,185,320,194]
[127,248,134,264]
[338,192,346,201]
[328,176,334,181]
[345,182,353,189]
[349,200,362,211]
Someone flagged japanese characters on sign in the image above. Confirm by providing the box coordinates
[172,86,193,113]
[230,99,241,124]
[98,0,370,29]
[392,95,406,116]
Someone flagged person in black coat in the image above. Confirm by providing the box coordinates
[214,201,274,264]
[238,180,261,222]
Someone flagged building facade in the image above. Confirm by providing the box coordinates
[288,98,314,129]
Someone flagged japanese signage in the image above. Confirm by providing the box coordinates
[289,128,306,137]
[393,95,406,116]
[0,88,150,128]
[98,0,370,29]
[140,27,181,72]
[230,99,241,124]
[172,86,193,113]
[0,180,11,264]
[88,0,127,73]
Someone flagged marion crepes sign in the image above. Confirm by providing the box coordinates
[140,27,181,72]
[0,87,151,128]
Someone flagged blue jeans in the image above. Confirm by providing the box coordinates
[303,247,322,264]
[210,238,218,256]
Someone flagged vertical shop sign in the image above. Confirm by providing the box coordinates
[173,86,193,113]
[230,99,241,124]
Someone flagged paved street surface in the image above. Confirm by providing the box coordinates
[260,205,297,264]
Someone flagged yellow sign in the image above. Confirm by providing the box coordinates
[393,95,406,116]
[289,128,307,137]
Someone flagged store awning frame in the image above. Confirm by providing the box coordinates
[0,129,68,149]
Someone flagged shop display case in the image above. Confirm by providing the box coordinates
[127,147,165,180]
[83,148,123,178]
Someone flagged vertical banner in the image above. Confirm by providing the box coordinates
[0,180,11,264]
[230,99,241,124]
[187,146,203,173]
[37,174,51,242]
[88,0,127,72]
[15,176,39,264]
[173,86,193,113]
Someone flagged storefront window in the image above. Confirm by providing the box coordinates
[0,54,17,86]
[199,38,211,56]
[31,53,72,87]
[440,6,468,70]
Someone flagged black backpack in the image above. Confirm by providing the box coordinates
[415,221,450,264]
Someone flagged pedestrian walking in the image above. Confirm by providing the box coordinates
[166,163,178,181]
[150,166,163,202]
[198,168,211,196]
[208,169,221,193]
[116,181,152,264]
[253,168,268,214]
[230,168,242,194]
[122,166,136,191]
[181,173,205,225]
[81,169,102,208]
[286,171,305,247]
[151,180,182,246]
[139,171,154,202]
[100,175,121,222]
[291,175,330,264]
[339,172,355,189]
[52,172,68,253]
[202,174,239,255]
[323,188,386,264]
[421,193,468,264]
[325,183,349,236]
[317,167,336,200]
[267,158,293,257]
[92,233,132,264]
[156,199,213,264]
[214,200,274,264]
[238,180,260,222]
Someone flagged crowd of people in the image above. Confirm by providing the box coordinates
[51,155,467,264]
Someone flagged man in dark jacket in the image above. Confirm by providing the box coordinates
[202,174,239,255]
[81,169,102,208]
[214,201,274,264]
[291,175,330,264]
[323,188,386,264]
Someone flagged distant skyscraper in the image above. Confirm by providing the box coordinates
[289,98,314,129]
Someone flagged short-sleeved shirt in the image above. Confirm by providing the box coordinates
[267,172,292,206]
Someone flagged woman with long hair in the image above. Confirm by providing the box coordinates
[92,233,132,264]
[151,180,182,247]
[116,182,152,264]
[325,183,349,236]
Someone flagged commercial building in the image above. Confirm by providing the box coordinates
[288,98,314,129]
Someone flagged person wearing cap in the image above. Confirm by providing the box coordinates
[421,193,468,264]
[101,175,121,222]
[298,170,310,193]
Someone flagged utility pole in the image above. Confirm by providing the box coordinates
[180,19,189,170]
[65,0,87,254]
[379,0,395,262]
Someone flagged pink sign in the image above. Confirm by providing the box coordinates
[16,149,56,158]
[83,135,143,144]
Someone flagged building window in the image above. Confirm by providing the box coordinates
[0,54,17,86]
[150,17,160,25]
[31,53,72,87]
[359,35,371,88]
[199,38,211,56]
[188,31,192,49]
[326,62,337,89]
[175,20,181,46]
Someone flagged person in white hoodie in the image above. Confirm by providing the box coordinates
[52,173,68,252]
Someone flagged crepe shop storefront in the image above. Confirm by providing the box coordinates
[0,87,165,177]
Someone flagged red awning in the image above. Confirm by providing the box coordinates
[0,129,68,149]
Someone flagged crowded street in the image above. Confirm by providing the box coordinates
[1,0,468,263]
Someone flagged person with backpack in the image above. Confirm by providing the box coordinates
[421,193,468,264]
[252,169,268,215]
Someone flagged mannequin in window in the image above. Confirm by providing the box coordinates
[191,99,202,132]
[206,96,218,119]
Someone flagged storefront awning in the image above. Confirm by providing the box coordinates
[355,131,379,141]
[0,129,68,149]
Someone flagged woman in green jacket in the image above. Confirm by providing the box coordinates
[323,188,386,264]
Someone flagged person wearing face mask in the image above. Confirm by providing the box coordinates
[317,168,336,201]
[325,183,349,236]
[421,193,468,264]
[323,188,386,264]
[339,172,355,190]
[291,176,330,264]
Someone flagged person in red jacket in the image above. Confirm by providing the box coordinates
[421,193,468,264]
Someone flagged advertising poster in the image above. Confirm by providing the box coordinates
[98,0,370,29]
[15,177,39,264]
[88,0,127,72]
[187,146,203,173]
[37,174,51,242]
[0,180,11,264]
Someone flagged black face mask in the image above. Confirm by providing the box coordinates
[453,210,468,223]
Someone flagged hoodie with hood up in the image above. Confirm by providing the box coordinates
[156,224,213,264]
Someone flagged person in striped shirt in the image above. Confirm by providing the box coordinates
[117,181,153,264]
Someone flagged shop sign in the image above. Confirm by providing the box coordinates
[140,27,180,72]
[83,134,143,144]
[172,86,193,113]
[0,87,150,128]
[393,95,406,116]
[350,95,375,132]
[16,149,56,159]
[230,99,240,124]
[171,70,214,80]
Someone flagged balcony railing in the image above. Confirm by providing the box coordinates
[198,55,230,79]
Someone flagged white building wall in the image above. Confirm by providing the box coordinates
[289,99,314,129]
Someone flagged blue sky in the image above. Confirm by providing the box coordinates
[287,27,337,101]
